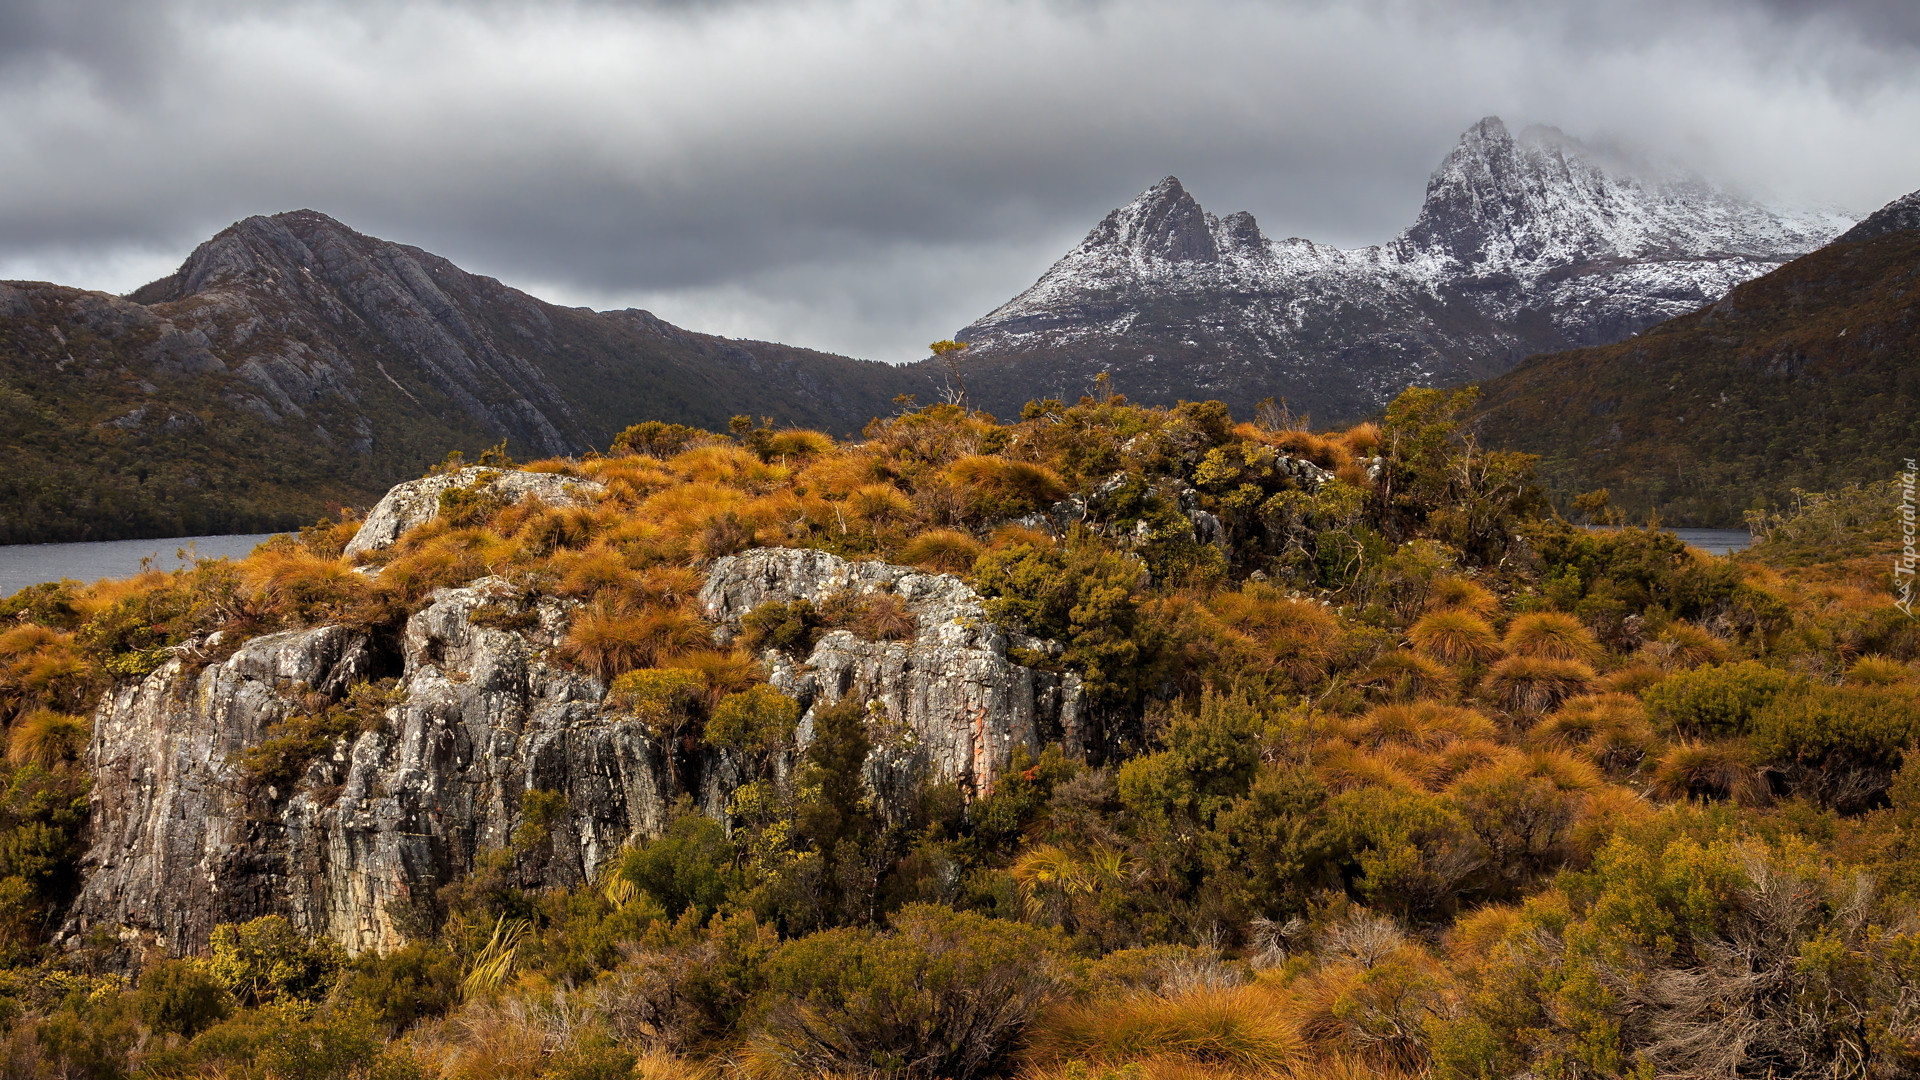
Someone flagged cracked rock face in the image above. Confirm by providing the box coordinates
[343,467,605,557]
[701,547,1083,797]
[73,549,1079,956]
[70,578,669,956]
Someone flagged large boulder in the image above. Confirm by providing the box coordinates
[343,467,604,557]
[701,547,1083,798]
[68,579,667,956]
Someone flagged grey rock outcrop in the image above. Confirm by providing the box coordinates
[74,550,1081,956]
[71,578,671,956]
[343,467,605,557]
[701,547,1083,797]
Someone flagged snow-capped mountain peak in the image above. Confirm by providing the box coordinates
[953,116,1857,424]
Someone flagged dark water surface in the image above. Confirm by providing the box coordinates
[1667,529,1752,556]
[0,534,280,598]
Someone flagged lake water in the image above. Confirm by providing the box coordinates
[0,533,281,598]
[1584,527,1752,556]
[1670,529,1752,556]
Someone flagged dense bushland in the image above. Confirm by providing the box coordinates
[0,387,1917,1079]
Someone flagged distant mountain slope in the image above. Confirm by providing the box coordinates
[0,211,926,543]
[946,118,1852,424]
[1471,186,1920,527]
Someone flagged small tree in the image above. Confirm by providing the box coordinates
[929,340,970,407]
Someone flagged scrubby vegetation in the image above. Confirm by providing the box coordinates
[1,386,1917,1079]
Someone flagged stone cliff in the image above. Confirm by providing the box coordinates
[70,542,1079,956]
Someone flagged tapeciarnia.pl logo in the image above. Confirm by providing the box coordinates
[1899,459,1917,618]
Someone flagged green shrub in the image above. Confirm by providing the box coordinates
[618,810,740,921]
[611,420,711,457]
[232,680,397,791]
[133,958,232,1039]
[594,910,777,1052]
[149,1005,396,1080]
[207,915,345,1009]
[704,685,800,775]
[607,668,706,739]
[1642,661,1804,737]
[1330,788,1476,922]
[343,942,459,1035]
[755,904,1068,1080]
[1751,684,1920,811]
[739,598,819,654]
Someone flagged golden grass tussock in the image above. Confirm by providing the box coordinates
[1599,663,1667,696]
[1208,588,1342,685]
[1314,744,1424,795]
[1443,904,1520,965]
[1355,651,1456,704]
[1500,612,1604,665]
[1267,429,1350,472]
[796,449,896,495]
[1408,611,1501,666]
[639,482,749,540]
[1482,656,1595,717]
[1428,739,1517,788]
[560,603,711,682]
[1637,621,1728,670]
[0,625,69,662]
[669,444,790,489]
[1423,576,1497,618]
[545,545,638,600]
[846,483,915,529]
[6,709,90,768]
[989,524,1059,550]
[1570,785,1658,855]
[1340,422,1383,456]
[1529,694,1647,750]
[1845,655,1910,685]
[1028,983,1305,1077]
[942,455,1071,521]
[1353,703,1497,751]
[760,429,835,461]
[1650,741,1769,806]
[900,529,984,574]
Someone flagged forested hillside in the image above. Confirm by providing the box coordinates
[1472,194,1920,527]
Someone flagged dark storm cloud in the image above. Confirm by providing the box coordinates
[0,0,1916,359]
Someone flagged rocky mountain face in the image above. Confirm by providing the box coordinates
[1471,186,1920,526]
[0,212,925,543]
[67,478,1078,955]
[949,117,1853,424]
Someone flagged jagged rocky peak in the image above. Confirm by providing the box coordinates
[1836,187,1920,244]
[1089,177,1223,263]
[1399,116,1848,270]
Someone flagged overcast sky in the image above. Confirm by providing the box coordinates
[1,0,1917,361]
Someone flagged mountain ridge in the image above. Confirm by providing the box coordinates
[0,210,928,544]
[949,117,1853,423]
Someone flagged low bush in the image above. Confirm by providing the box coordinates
[752,905,1067,1080]
[1641,660,1803,738]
